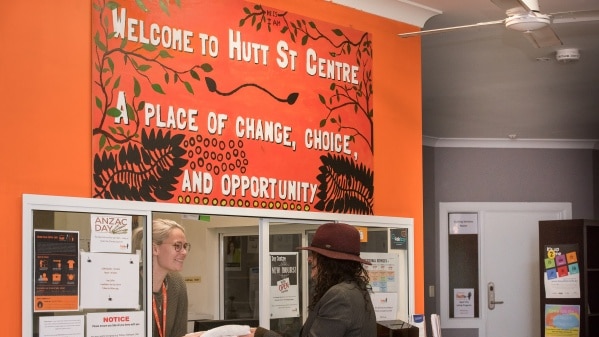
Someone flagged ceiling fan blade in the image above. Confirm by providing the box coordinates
[550,9,599,24]
[522,25,562,48]
[398,20,504,38]
[490,0,533,15]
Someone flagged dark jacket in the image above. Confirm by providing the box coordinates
[255,281,376,337]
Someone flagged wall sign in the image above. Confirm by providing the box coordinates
[448,213,478,235]
[543,244,580,299]
[390,228,408,250]
[90,214,133,253]
[92,0,374,214]
[270,253,299,319]
[453,288,475,318]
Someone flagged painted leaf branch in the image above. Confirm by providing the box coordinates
[314,154,374,215]
[92,0,212,152]
[93,129,189,201]
[240,5,367,56]
[133,0,182,16]
[92,0,204,202]
[318,77,373,152]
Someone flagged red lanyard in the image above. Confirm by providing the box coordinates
[152,282,167,337]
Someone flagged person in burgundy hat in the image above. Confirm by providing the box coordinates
[250,222,376,337]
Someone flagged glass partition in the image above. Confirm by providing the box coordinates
[26,209,148,337]
[222,235,260,320]
[23,195,414,337]
[219,233,304,337]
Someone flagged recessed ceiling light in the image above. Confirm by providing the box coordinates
[536,56,552,62]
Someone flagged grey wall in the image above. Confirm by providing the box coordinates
[423,146,597,337]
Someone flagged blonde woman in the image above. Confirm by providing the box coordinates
[133,219,191,337]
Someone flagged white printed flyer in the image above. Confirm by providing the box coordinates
[90,214,133,253]
[80,252,140,309]
[86,311,144,337]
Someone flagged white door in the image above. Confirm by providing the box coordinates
[440,203,572,337]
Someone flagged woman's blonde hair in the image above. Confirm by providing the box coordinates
[132,218,186,251]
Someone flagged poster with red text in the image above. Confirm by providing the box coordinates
[92,0,374,214]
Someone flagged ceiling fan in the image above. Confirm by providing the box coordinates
[398,0,599,48]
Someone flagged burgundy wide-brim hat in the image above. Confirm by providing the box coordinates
[298,223,371,265]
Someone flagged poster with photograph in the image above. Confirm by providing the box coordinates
[34,230,79,312]
[225,236,242,271]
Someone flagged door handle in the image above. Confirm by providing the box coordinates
[488,282,504,310]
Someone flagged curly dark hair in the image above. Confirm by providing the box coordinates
[309,252,372,311]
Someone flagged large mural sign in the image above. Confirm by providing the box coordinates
[92,0,374,214]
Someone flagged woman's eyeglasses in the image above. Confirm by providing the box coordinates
[172,242,191,252]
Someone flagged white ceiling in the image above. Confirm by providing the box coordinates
[333,0,599,144]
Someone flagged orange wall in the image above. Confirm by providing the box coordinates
[0,0,422,333]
